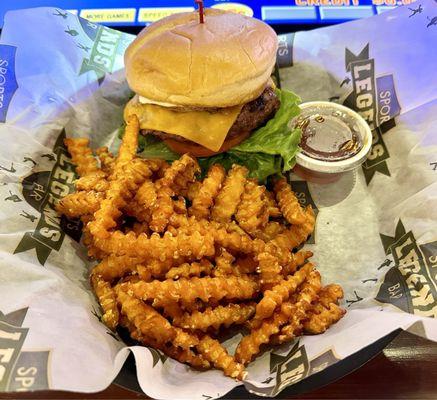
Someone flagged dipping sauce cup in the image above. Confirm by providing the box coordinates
[291,101,372,184]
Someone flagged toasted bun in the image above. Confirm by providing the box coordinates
[125,9,278,108]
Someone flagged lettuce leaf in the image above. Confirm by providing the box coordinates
[232,88,301,172]
[137,134,179,161]
[136,88,301,182]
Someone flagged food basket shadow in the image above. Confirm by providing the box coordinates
[113,329,401,398]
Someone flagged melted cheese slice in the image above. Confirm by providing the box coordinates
[139,103,243,152]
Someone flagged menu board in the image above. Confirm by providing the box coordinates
[0,0,414,28]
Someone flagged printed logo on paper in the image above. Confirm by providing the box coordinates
[276,33,295,69]
[245,343,341,397]
[0,45,18,123]
[55,9,127,86]
[376,220,437,317]
[13,129,82,265]
[78,25,122,81]
[0,308,51,392]
[341,44,401,185]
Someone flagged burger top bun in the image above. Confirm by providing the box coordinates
[124,9,278,108]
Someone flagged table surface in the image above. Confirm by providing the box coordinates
[0,330,436,400]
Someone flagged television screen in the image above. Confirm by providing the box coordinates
[0,0,407,28]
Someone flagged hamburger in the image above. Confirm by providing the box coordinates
[123,8,301,180]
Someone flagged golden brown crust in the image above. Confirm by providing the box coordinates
[124,9,277,108]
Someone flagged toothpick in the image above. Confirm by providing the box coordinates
[194,0,204,24]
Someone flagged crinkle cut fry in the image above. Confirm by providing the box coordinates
[149,154,199,232]
[211,164,248,223]
[89,116,148,239]
[235,269,321,365]
[274,178,307,225]
[119,315,208,368]
[89,159,154,239]
[121,313,210,369]
[184,180,202,202]
[168,214,259,255]
[235,180,269,234]
[145,334,211,370]
[56,190,103,219]
[256,251,282,289]
[64,137,100,178]
[265,190,281,218]
[165,259,214,279]
[112,114,140,176]
[92,255,144,281]
[116,285,176,344]
[170,155,201,195]
[158,153,200,194]
[90,273,119,330]
[83,224,108,259]
[234,255,258,275]
[149,185,174,232]
[173,196,187,215]
[117,288,212,370]
[125,275,259,306]
[196,335,246,380]
[75,172,109,192]
[303,284,345,334]
[271,206,315,251]
[92,229,215,261]
[173,303,256,332]
[125,180,156,222]
[96,146,115,174]
[253,221,285,242]
[273,280,339,344]
[214,248,235,276]
[253,262,314,324]
[189,164,226,220]
[282,250,313,276]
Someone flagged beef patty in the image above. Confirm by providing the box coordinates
[141,86,280,144]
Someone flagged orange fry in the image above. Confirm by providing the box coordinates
[150,185,174,232]
[235,269,321,365]
[165,259,214,280]
[214,248,235,276]
[271,206,315,251]
[196,335,246,380]
[158,154,200,194]
[211,164,248,223]
[253,263,314,323]
[189,164,226,220]
[253,221,285,242]
[124,275,259,306]
[112,114,140,177]
[96,146,115,174]
[303,284,345,334]
[64,138,100,177]
[265,190,282,218]
[173,303,256,332]
[235,180,269,235]
[116,286,175,344]
[274,178,306,225]
[256,251,282,289]
[282,250,313,276]
[92,255,143,281]
[56,191,103,219]
[90,273,119,330]
[75,172,108,192]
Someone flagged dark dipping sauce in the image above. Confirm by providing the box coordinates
[293,105,364,162]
